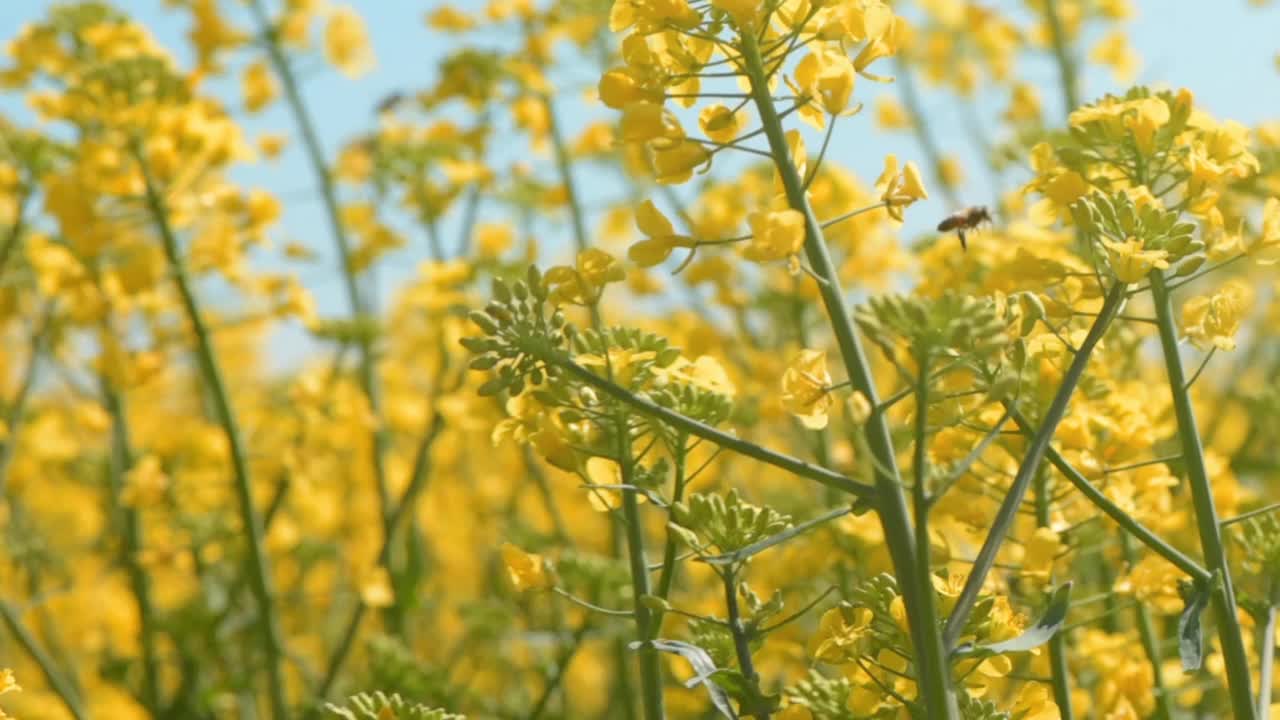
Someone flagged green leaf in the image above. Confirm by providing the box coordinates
[1178,580,1212,672]
[954,582,1072,657]
[631,639,738,719]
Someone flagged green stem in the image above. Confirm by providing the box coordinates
[541,90,589,254]
[136,143,288,720]
[102,383,162,716]
[1121,535,1172,720]
[893,56,961,210]
[1033,466,1074,719]
[554,358,875,500]
[0,600,90,720]
[722,567,766,719]
[620,451,665,720]
[944,282,1125,648]
[1044,0,1081,114]
[249,0,397,601]
[528,622,591,720]
[1259,588,1277,717]
[1149,271,1257,719]
[737,31,956,718]
[0,303,52,493]
[649,438,689,639]
[309,411,448,710]
[1004,404,1209,582]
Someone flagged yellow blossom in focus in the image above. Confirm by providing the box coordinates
[629,199,696,267]
[782,349,832,429]
[545,249,626,304]
[875,154,928,221]
[1101,237,1169,283]
[583,456,649,512]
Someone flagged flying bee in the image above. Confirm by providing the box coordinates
[936,205,992,251]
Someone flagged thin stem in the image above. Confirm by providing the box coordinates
[102,382,161,716]
[1150,271,1257,719]
[1004,403,1210,583]
[249,0,398,618]
[527,622,592,720]
[1259,590,1277,717]
[943,282,1126,648]
[722,568,766,719]
[553,358,876,499]
[135,142,287,720]
[1221,502,1280,529]
[542,90,589,255]
[1044,0,1080,113]
[309,410,448,709]
[893,55,960,209]
[1121,534,1173,720]
[0,601,89,720]
[0,303,53,493]
[649,438,689,638]
[1034,466,1074,719]
[738,31,956,718]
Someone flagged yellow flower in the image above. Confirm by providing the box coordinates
[425,5,474,31]
[698,104,745,143]
[1114,555,1187,614]
[781,349,832,429]
[500,543,554,592]
[359,567,395,607]
[241,60,277,113]
[629,200,696,267]
[711,0,763,28]
[1100,237,1169,283]
[545,249,626,304]
[324,6,375,79]
[1090,30,1141,83]
[1022,526,1063,580]
[875,96,910,130]
[875,154,928,221]
[791,44,857,128]
[744,208,806,264]
[649,138,710,185]
[1182,279,1251,351]
[1249,197,1280,264]
[808,605,873,663]
[583,456,649,512]
[776,705,813,720]
[0,668,18,696]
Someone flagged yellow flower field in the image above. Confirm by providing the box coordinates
[1,1,1279,718]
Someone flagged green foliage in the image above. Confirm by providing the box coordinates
[670,488,793,556]
[325,691,464,720]
[785,670,854,719]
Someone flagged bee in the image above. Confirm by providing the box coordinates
[936,205,992,251]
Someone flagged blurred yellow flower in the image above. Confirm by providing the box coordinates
[1182,280,1251,351]
[324,6,375,78]
[500,543,554,592]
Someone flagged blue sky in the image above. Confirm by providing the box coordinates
[1,1,1278,366]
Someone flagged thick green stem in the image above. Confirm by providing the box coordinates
[1033,466,1074,719]
[944,282,1126,648]
[620,452,665,720]
[737,31,955,718]
[1044,0,1081,114]
[0,601,90,720]
[1149,271,1257,719]
[102,383,162,716]
[137,145,288,720]
[1121,535,1172,720]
